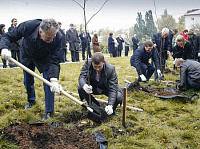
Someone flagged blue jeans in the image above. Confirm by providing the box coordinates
[185,76,200,90]
[23,63,54,113]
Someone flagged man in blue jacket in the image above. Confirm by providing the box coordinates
[152,28,170,81]
[0,19,63,120]
[79,30,92,60]
[130,41,161,82]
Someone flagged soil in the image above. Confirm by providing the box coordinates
[163,68,177,75]
[127,81,179,96]
[1,123,99,149]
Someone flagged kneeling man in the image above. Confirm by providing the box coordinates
[130,40,161,82]
[78,52,122,116]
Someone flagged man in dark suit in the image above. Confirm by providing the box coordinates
[130,41,161,82]
[66,24,80,62]
[116,34,124,57]
[78,52,122,116]
[8,18,20,64]
[0,19,63,120]
[58,22,67,62]
[132,33,139,53]
[79,30,91,60]
[152,28,170,81]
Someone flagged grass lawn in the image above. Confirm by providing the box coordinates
[0,54,200,148]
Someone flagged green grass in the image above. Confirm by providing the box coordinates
[0,54,200,148]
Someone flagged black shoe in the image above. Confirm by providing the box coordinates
[113,110,119,116]
[25,101,36,109]
[42,112,53,121]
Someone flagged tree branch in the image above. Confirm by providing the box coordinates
[72,0,84,9]
[86,0,109,25]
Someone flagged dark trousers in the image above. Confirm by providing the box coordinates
[125,46,129,56]
[23,63,54,113]
[82,46,92,60]
[153,58,166,81]
[71,51,79,62]
[138,63,155,81]
[118,50,122,57]
[2,58,7,68]
[78,86,122,111]
[185,76,200,90]
[11,50,20,62]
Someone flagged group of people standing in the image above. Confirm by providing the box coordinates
[108,32,139,58]
[59,23,101,62]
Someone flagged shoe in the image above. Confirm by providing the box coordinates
[113,110,119,116]
[42,112,53,121]
[25,101,36,109]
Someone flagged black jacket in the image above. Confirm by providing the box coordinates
[172,42,193,60]
[78,60,118,106]
[116,37,124,51]
[0,19,62,78]
[188,34,200,59]
[8,25,20,51]
[130,45,160,75]
[152,32,169,60]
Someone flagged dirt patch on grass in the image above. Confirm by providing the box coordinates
[127,81,179,96]
[2,123,99,149]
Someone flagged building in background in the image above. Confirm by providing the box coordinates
[184,9,200,30]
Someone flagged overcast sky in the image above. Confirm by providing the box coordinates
[0,0,199,32]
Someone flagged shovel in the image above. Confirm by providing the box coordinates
[9,58,107,123]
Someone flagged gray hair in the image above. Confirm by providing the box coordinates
[175,58,184,67]
[40,19,59,34]
[161,27,169,34]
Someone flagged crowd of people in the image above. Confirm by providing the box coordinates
[0,18,200,121]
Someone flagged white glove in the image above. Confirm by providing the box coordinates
[83,84,93,94]
[157,69,162,78]
[105,105,113,115]
[139,74,146,82]
[198,53,200,57]
[1,49,11,60]
[50,78,62,94]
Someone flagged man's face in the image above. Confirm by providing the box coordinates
[92,61,104,72]
[12,19,18,26]
[162,32,169,38]
[70,25,74,30]
[39,29,57,43]
[145,46,153,53]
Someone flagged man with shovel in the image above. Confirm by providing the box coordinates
[78,52,122,116]
[0,19,63,120]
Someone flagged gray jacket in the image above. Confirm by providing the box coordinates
[180,59,200,86]
[78,60,119,106]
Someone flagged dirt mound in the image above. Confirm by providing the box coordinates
[127,81,179,96]
[1,123,99,149]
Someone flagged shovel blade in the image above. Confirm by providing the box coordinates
[87,103,108,124]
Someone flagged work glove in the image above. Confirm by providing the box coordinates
[1,49,11,60]
[157,69,162,79]
[198,53,200,57]
[50,78,62,94]
[105,105,113,115]
[139,74,146,82]
[83,84,93,94]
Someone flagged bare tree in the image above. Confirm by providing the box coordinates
[73,0,109,106]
